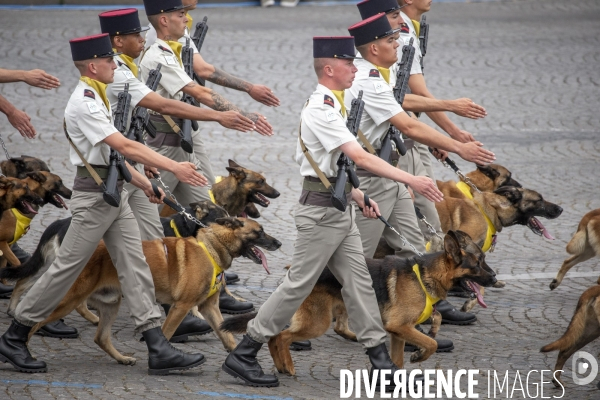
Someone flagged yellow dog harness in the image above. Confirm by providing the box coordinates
[413,264,439,325]
[9,209,32,245]
[455,181,497,252]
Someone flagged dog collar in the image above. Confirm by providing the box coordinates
[413,263,439,325]
[9,208,32,245]
[208,175,223,204]
[455,181,497,252]
[197,241,224,298]
[170,219,183,238]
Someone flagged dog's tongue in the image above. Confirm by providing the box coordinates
[532,217,555,240]
[468,281,487,308]
[253,247,270,274]
[54,194,68,210]
[239,211,247,218]
[23,201,38,215]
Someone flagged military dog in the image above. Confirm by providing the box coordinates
[0,176,41,216]
[540,279,600,388]
[437,164,522,200]
[17,217,281,369]
[0,155,50,179]
[550,209,600,290]
[221,231,497,375]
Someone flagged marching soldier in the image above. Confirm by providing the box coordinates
[222,36,443,388]
[0,33,206,375]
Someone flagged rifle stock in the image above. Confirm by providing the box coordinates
[127,64,163,141]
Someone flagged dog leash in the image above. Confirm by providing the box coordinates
[360,194,423,257]
[0,133,11,161]
[428,147,481,194]
[414,205,443,240]
[150,172,207,228]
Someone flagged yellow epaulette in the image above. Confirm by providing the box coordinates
[455,181,497,252]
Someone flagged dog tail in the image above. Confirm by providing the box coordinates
[0,217,70,282]
[220,312,257,334]
[540,287,600,353]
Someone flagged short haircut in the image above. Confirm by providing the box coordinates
[313,58,330,78]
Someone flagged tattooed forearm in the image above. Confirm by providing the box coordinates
[241,112,259,123]
[209,91,243,113]
[207,67,253,93]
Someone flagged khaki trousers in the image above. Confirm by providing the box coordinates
[16,189,162,333]
[247,204,387,349]
[397,143,443,236]
[355,176,426,258]
[125,164,163,241]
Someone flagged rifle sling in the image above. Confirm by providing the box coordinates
[162,115,183,135]
[357,129,376,154]
[297,101,333,191]
[63,119,104,187]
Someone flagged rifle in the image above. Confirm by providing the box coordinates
[111,84,132,184]
[178,38,198,154]
[380,38,415,163]
[191,16,208,86]
[419,15,429,72]
[127,64,163,142]
[330,91,364,212]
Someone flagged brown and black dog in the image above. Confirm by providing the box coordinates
[0,176,42,215]
[540,279,600,388]
[0,155,50,179]
[222,231,497,375]
[437,164,521,200]
[160,160,280,218]
[550,209,600,290]
[21,217,281,367]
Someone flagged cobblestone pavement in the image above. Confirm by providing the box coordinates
[0,0,599,398]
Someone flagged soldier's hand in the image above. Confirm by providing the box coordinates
[457,142,496,165]
[248,84,280,107]
[144,185,164,204]
[144,165,159,179]
[173,162,208,187]
[7,108,36,138]
[218,111,254,132]
[408,176,444,203]
[431,148,448,161]
[24,69,60,90]
[245,113,273,136]
[451,129,476,143]
[450,98,487,119]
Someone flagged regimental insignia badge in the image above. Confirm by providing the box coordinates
[324,95,335,108]
[369,69,380,78]
[84,89,95,100]
[400,22,410,33]
[158,45,173,54]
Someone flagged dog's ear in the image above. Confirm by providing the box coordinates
[26,171,47,183]
[444,231,463,265]
[494,186,522,204]
[226,167,246,181]
[452,230,473,247]
[191,201,211,219]
[228,159,244,169]
[476,164,500,180]
[216,217,244,229]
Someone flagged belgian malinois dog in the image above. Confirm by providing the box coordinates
[0,155,50,179]
[0,171,72,267]
[437,164,522,200]
[221,231,497,375]
[160,159,280,218]
[540,279,600,388]
[550,209,600,290]
[18,217,281,368]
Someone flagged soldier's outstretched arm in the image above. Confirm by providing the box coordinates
[0,94,36,138]
[0,68,60,89]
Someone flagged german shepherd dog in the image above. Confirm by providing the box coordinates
[540,279,600,388]
[0,171,72,267]
[221,231,497,375]
[0,155,50,179]
[22,217,280,367]
[1,201,228,318]
[0,176,42,216]
[550,209,600,290]
[160,159,280,219]
[437,164,522,200]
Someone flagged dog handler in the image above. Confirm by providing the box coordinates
[221,37,444,387]
[0,34,206,375]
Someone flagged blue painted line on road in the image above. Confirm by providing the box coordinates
[1,379,103,389]
[197,390,293,400]
[0,0,503,11]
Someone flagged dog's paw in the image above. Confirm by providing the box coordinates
[410,350,425,363]
[461,299,477,313]
[117,357,137,365]
[549,279,559,290]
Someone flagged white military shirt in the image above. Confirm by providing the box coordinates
[145,24,199,54]
[398,11,423,76]
[64,80,117,167]
[345,58,404,151]
[139,39,192,101]
[295,84,357,178]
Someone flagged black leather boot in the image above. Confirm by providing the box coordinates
[366,343,423,391]
[219,286,254,314]
[404,325,454,353]
[161,304,213,343]
[0,282,13,299]
[225,272,239,285]
[142,327,205,375]
[0,320,47,373]
[36,319,78,339]
[435,300,477,325]
[289,340,312,351]
[222,334,279,387]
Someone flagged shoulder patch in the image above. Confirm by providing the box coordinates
[323,95,335,108]
[369,69,380,78]
[83,89,95,100]
[400,23,410,34]
[158,45,173,54]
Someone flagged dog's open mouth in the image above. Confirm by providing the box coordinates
[244,245,270,274]
[527,217,554,240]
[20,200,38,215]
[53,194,68,210]
[462,280,486,308]
[250,192,270,208]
